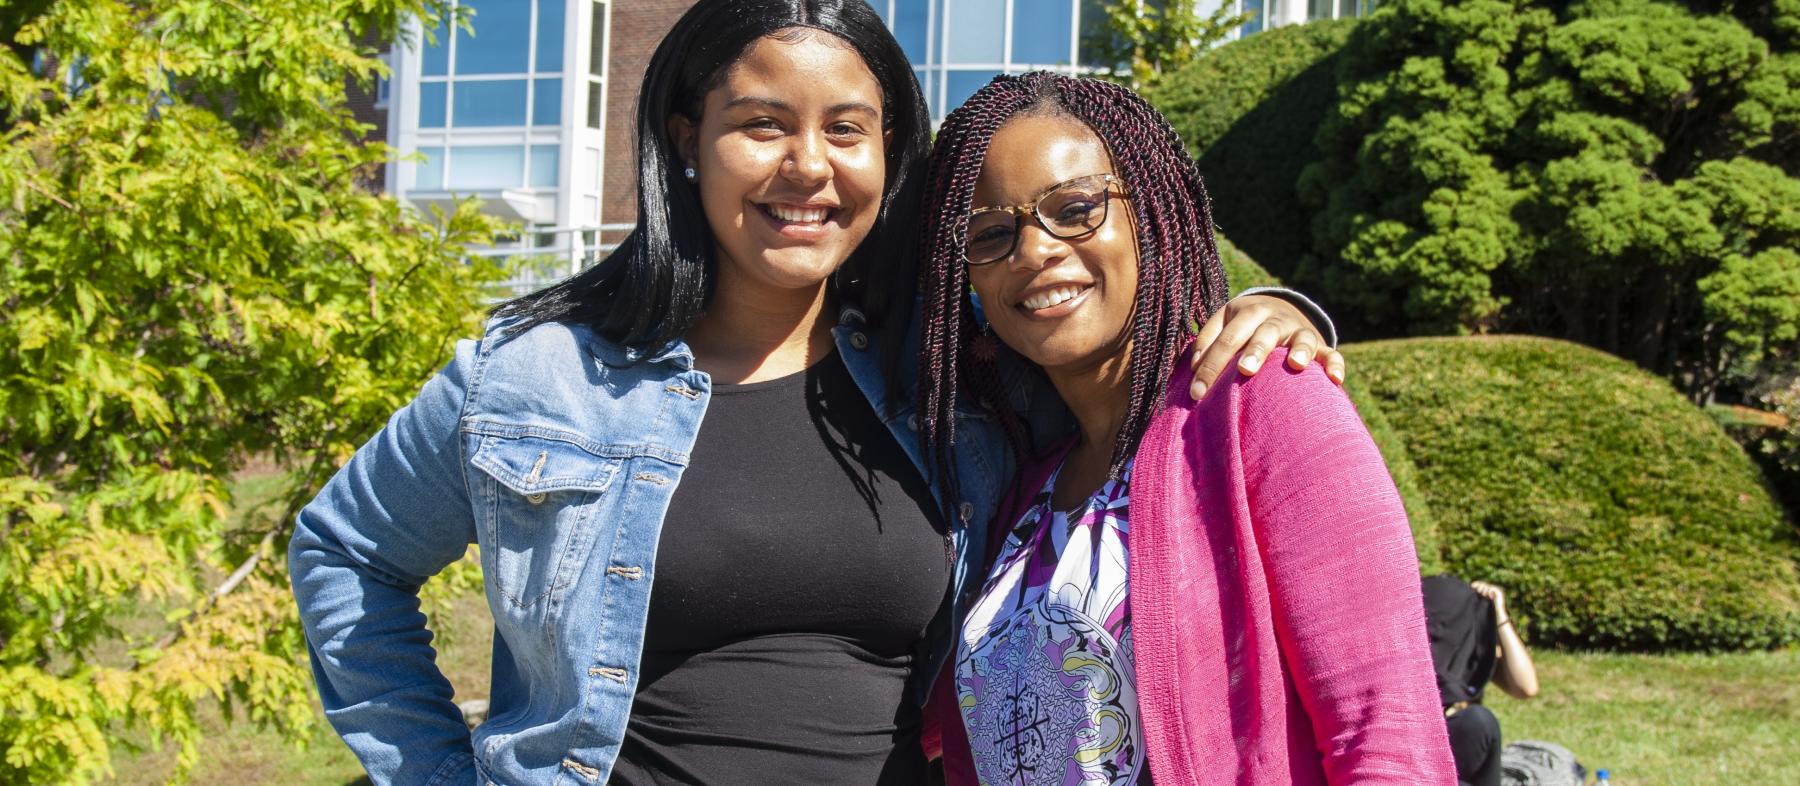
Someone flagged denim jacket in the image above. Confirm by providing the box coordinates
[289,309,1010,786]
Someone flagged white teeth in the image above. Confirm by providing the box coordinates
[768,204,829,224]
[1023,286,1086,311]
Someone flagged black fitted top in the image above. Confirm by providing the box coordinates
[608,350,950,786]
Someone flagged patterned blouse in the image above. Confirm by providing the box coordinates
[955,459,1146,786]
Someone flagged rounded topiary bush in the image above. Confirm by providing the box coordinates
[1344,335,1800,651]
[1220,233,1281,295]
[1147,18,1354,280]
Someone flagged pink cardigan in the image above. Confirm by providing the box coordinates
[928,350,1456,785]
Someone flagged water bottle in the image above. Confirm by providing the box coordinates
[1594,769,1611,784]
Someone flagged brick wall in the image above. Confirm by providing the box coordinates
[600,0,696,245]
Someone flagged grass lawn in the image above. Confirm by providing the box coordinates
[110,635,1798,785]
[1486,648,1800,784]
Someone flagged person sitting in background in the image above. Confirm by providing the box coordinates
[1422,576,1540,786]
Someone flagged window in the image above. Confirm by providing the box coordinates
[417,146,445,190]
[415,0,566,132]
[375,52,392,107]
[946,0,1005,64]
[534,77,562,125]
[586,81,604,129]
[455,0,531,74]
[420,82,448,127]
[536,0,565,71]
[453,79,529,126]
[423,14,451,76]
[894,0,928,63]
[944,70,997,114]
[530,144,560,187]
[1011,2,1074,65]
[449,145,526,189]
[589,1,608,77]
[1243,0,1265,34]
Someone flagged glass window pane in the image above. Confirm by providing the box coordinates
[453,79,528,126]
[530,144,560,187]
[533,77,562,125]
[456,0,531,74]
[583,146,601,189]
[536,0,564,72]
[586,80,603,129]
[1078,0,1125,70]
[894,0,927,64]
[947,0,1005,64]
[419,81,448,127]
[448,145,525,189]
[1011,0,1073,65]
[422,14,451,76]
[417,146,444,190]
[589,1,608,77]
[944,70,998,115]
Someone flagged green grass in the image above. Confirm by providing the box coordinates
[1488,649,1800,784]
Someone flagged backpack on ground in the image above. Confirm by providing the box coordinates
[1501,740,1586,786]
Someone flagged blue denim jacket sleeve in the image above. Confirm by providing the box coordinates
[289,340,481,786]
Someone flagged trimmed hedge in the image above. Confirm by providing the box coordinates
[1342,376,1445,576]
[1344,336,1800,651]
[1147,19,1354,281]
[1220,233,1281,296]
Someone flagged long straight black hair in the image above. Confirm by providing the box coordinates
[494,0,932,365]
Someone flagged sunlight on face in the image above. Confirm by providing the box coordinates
[967,115,1139,376]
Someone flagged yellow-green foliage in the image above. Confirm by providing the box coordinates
[0,1,504,783]
[1345,335,1800,651]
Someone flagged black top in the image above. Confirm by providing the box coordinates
[1421,574,1499,707]
[609,350,950,786]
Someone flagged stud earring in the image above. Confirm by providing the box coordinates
[683,166,697,182]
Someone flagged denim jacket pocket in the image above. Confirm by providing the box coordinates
[470,432,621,610]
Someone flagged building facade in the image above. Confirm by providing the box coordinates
[374,0,1372,289]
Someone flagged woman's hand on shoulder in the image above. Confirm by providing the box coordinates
[1189,294,1345,400]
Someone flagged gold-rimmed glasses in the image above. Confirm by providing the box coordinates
[963,173,1128,266]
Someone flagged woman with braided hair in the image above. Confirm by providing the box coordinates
[917,72,1455,785]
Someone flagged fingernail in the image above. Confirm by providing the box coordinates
[1192,381,1207,399]
[1240,355,1262,373]
[1292,350,1311,366]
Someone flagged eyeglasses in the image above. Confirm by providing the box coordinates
[962,174,1128,266]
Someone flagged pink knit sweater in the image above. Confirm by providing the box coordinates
[929,350,1456,784]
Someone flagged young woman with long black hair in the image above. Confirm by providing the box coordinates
[289,3,1337,784]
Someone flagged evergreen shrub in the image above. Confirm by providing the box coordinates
[1344,336,1800,650]
[1147,19,1355,280]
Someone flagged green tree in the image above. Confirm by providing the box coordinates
[0,0,502,782]
[1300,0,1800,400]
[1084,0,1250,87]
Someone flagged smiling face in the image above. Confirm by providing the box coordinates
[967,114,1139,376]
[670,30,888,296]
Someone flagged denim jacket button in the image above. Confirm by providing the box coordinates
[849,331,869,350]
[958,501,974,522]
[526,492,547,505]
[906,414,919,432]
